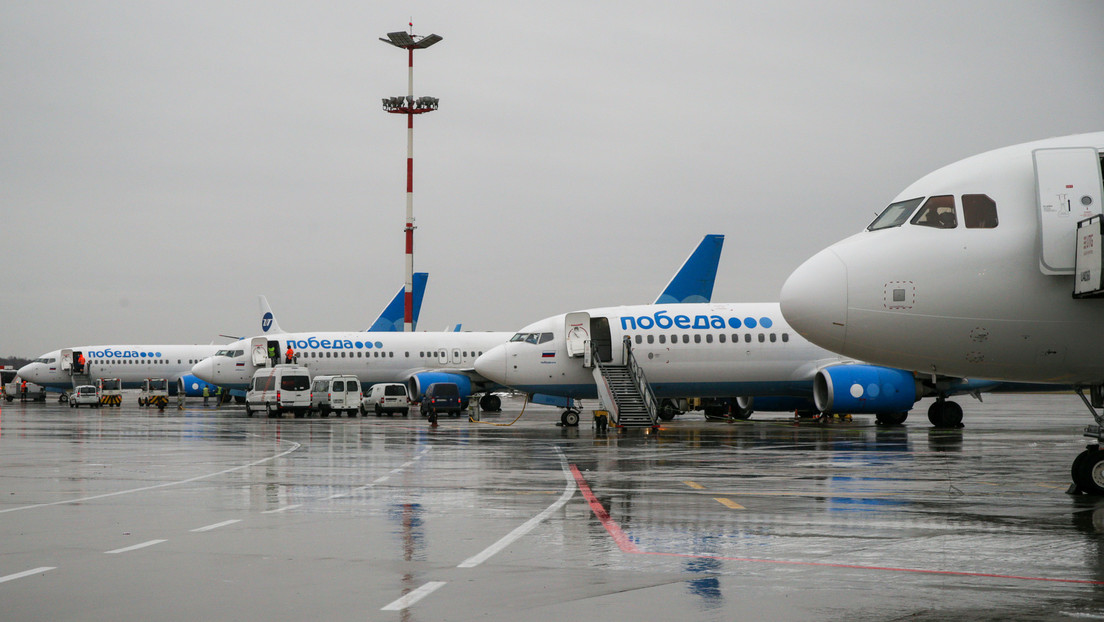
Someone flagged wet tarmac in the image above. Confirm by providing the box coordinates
[1,392,1103,621]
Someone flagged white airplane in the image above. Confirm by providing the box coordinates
[18,277,428,400]
[779,131,1104,492]
[472,297,1032,427]
[193,235,729,414]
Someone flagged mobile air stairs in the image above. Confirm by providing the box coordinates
[589,337,659,429]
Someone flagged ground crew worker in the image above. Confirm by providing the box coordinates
[20,380,27,402]
[203,385,209,405]
[268,344,277,367]
[76,353,85,374]
[285,345,295,364]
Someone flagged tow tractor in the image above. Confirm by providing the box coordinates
[96,378,123,407]
[138,378,169,410]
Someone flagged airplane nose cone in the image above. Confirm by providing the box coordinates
[474,345,508,385]
[17,363,37,382]
[191,358,215,383]
[780,248,849,354]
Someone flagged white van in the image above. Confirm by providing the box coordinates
[362,383,411,417]
[310,375,361,417]
[245,365,312,418]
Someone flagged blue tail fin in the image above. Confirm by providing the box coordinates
[367,272,429,332]
[653,234,724,304]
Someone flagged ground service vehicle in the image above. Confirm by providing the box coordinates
[310,375,361,417]
[420,382,463,418]
[245,365,311,418]
[363,383,410,416]
[70,385,101,408]
[2,368,46,402]
[96,378,123,407]
[139,378,169,409]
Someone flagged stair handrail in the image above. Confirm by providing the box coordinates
[620,337,659,426]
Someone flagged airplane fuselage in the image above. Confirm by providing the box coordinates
[781,132,1104,384]
[19,345,223,392]
[474,303,847,400]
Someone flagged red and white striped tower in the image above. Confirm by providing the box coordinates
[380,28,442,332]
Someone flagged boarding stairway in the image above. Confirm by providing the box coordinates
[591,338,659,428]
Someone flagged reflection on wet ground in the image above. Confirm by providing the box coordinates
[1,393,1103,621]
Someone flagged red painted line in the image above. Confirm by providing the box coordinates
[568,464,1104,586]
[569,465,640,554]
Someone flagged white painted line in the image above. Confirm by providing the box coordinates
[373,476,390,484]
[191,519,241,532]
[457,448,576,568]
[0,437,302,515]
[106,539,167,554]
[0,567,56,584]
[261,504,301,514]
[381,581,447,611]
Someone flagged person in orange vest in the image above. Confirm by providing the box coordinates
[285,345,295,364]
[77,353,86,374]
[20,379,27,401]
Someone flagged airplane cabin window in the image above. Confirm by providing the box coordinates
[705,334,713,343]
[719,334,726,343]
[745,334,752,343]
[910,195,957,229]
[659,335,666,344]
[647,335,654,344]
[962,194,998,228]
[694,334,701,343]
[758,334,765,343]
[770,333,777,342]
[682,335,689,344]
[867,197,924,231]
[782,333,790,342]
[635,335,643,344]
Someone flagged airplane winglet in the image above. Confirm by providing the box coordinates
[653,234,724,304]
[367,272,429,332]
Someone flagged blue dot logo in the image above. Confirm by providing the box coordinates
[744,317,757,329]
[374,341,383,349]
[728,317,742,329]
[760,317,773,328]
[354,341,364,348]
[261,312,274,333]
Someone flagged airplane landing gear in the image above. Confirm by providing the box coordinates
[560,409,580,427]
[1070,388,1104,495]
[875,411,908,425]
[927,399,963,428]
[1072,445,1104,495]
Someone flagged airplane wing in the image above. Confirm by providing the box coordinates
[366,272,429,332]
[653,234,724,304]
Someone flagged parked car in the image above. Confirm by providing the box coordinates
[362,383,410,417]
[420,382,463,418]
[70,385,101,408]
[245,365,312,418]
[310,375,361,417]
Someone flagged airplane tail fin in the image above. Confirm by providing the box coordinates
[366,272,429,332]
[258,295,286,335]
[653,234,724,304]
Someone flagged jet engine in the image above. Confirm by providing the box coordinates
[813,364,919,414]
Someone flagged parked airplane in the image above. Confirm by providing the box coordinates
[779,131,1104,492]
[473,301,995,426]
[19,275,429,399]
[193,235,728,414]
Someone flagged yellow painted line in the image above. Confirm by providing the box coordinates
[683,481,705,490]
[714,497,745,510]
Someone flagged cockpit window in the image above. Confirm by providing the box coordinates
[962,194,998,229]
[910,195,957,229]
[867,198,923,231]
[509,332,554,344]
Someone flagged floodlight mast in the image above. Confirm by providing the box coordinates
[380,29,441,332]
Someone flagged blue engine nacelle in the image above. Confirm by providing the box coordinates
[813,365,918,414]
[176,374,224,398]
[408,372,472,401]
[736,396,817,413]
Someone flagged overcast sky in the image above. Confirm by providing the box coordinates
[3,1,1103,357]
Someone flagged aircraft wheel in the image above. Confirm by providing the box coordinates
[928,400,963,427]
[563,410,580,427]
[732,406,753,420]
[375,405,382,417]
[876,411,908,425]
[1073,447,1104,495]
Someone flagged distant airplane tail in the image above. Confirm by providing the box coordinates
[258,295,286,335]
[653,234,724,304]
[366,272,429,332]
